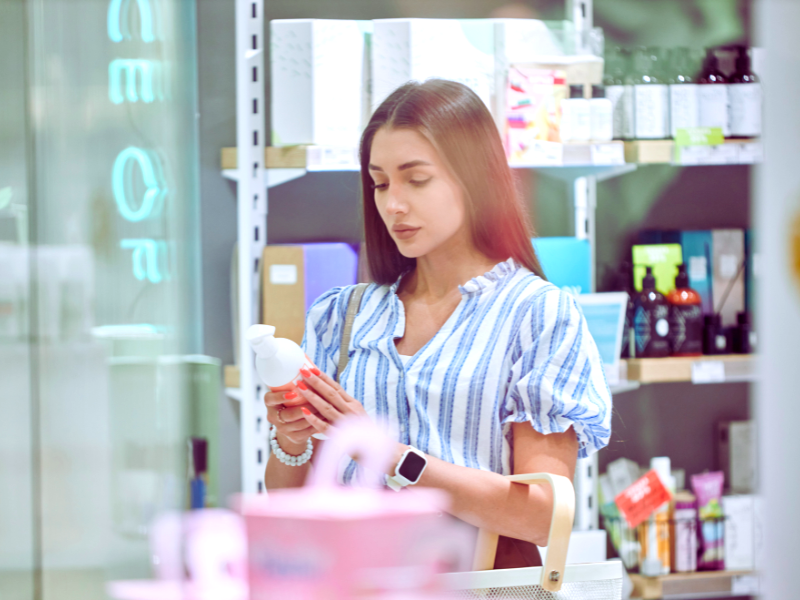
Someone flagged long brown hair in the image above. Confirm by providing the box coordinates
[360,79,545,285]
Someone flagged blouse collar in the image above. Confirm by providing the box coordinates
[388,257,520,297]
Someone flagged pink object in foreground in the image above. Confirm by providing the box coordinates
[236,416,473,600]
[107,509,248,600]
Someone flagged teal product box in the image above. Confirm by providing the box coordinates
[532,237,591,295]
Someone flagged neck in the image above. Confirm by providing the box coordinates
[403,236,498,300]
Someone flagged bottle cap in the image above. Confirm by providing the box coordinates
[737,311,751,325]
[735,46,752,74]
[675,263,689,289]
[246,324,279,358]
[642,266,656,291]
[569,84,584,99]
[189,437,208,476]
[650,456,671,482]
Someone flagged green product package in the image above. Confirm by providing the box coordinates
[632,244,684,295]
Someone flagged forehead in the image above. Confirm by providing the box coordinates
[370,127,440,169]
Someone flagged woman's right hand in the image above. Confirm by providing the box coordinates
[264,389,322,451]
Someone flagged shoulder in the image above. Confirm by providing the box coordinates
[306,283,392,329]
[505,268,579,320]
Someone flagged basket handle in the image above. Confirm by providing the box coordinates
[471,473,575,593]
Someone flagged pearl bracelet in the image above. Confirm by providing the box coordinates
[269,425,313,466]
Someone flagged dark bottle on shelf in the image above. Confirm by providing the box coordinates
[728,46,762,138]
[703,314,730,354]
[667,264,703,356]
[634,266,671,358]
[617,262,636,358]
[697,48,730,137]
[732,311,756,353]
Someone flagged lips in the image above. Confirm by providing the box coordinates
[392,225,420,240]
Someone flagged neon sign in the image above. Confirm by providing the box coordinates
[109,59,159,104]
[108,0,155,43]
[112,147,166,222]
[120,239,167,283]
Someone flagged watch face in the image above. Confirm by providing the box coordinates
[398,451,426,482]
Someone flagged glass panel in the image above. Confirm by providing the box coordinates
[0,0,202,598]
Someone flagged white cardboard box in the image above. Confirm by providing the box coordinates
[718,420,756,493]
[271,19,370,147]
[723,495,761,571]
[371,19,495,113]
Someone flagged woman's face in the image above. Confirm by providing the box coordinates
[369,127,468,259]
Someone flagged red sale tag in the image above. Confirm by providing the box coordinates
[614,470,672,528]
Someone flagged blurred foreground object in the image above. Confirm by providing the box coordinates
[237,417,473,599]
[107,509,248,600]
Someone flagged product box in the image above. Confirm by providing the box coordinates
[745,229,758,315]
[271,20,370,147]
[722,495,759,571]
[371,19,495,113]
[506,68,567,163]
[712,229,745,327]
[607,457,640,498]
[493,19,570,127]
[718,420,757,494]
[631,244,684,295]
[262,244,359,345]
[532,237,590,294]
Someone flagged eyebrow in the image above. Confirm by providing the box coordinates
[368,160,433,172]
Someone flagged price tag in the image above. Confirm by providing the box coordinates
[614,470,672,528]
[269,264,297,285]
[738,142,764,164]
[732,575,760,595]
[306,146,359,171]
[591,143,625,166]
[692,361,726,384]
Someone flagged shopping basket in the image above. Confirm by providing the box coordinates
[441,473,623,599]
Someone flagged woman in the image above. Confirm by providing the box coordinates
[263,79,612,563]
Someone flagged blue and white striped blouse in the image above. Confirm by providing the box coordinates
[301,258,612,481]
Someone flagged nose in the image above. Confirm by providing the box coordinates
[384,185,408,216]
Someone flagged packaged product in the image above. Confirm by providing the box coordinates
[691,471,725,571]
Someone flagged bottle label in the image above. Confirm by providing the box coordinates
[728,83,762,137]
[634,303,670,357]
[698,85,730,136]
[634,85,669,139]
[669,84,700,138]
[669,303,703,354]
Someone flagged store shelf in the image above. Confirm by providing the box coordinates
[225,387,242,402]
[624,139,762,166]
[630,570,760,599]
[623,355,757,384]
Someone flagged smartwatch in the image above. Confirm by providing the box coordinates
[387,447,428,491]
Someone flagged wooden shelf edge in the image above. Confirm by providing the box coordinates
[623,354,756,384]
[630,570,759,600]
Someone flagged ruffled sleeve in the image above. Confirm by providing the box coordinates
[300,286,354,380]
[502,286,612,458]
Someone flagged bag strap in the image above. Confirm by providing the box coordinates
[471,473,575,593]
[337,283,368,382]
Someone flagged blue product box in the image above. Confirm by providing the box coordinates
[301,243,359,311]
[532,237,591,295]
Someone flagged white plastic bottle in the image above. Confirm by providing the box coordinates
[560,84,591,142]
[590,85,613,142]
[633,48,669,140]
[247,324,317,402]
[698,49,730,136]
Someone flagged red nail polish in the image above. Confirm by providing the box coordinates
[301,407,311,416]
[311,367,321,376]
[283,391,298,400]
[296,380,308,391]
[300,368,312,378]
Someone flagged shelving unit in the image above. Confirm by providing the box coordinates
[226,9,762,588]
[630,570,760,599]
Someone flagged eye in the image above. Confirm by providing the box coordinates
[371,182,388,191]
[409,178,431,187]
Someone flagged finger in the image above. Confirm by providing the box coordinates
[280,404,319,423]
[301,407,331,434]
[295,383,343,423]
[267,409,314,432]
[300,369,351,413]
[311,369,346,394]
[263,391,289,408]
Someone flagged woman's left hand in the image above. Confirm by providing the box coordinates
[296,368,369,435]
